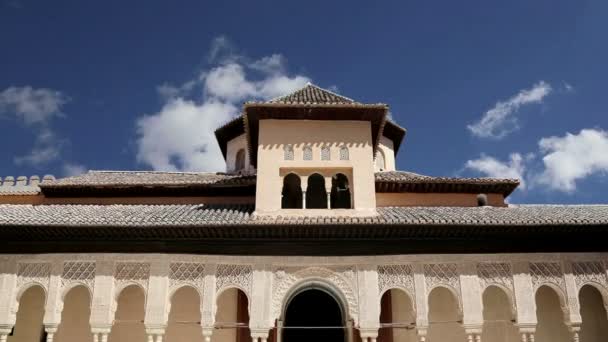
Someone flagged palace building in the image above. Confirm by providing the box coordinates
[1,83,607,342]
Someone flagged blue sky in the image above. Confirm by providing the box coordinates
[1,0,607,203]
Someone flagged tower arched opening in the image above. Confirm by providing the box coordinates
[282,173,302,209]
[306,173,327,209]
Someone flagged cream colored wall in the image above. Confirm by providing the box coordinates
[578,285,608,342]
[256,119,377,213]
[227,134,251,173]
[214,288,238,342]
[534,286,570,342]
[376,193,506,207]
[8,286,45,342]
[427,287,466,342]
[108,285,146,342]
[481,286,519,342]
[376,136,396,172]
[165,286,203,342]
[55,286,93,342]
[390,289,416,342]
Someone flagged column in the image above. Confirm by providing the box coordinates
[325,176,332,209]
[412,264,429,342]
[301,176,308,209]
[43,261,63,342]
[249,264,273,342]
[356,265,380,342]
[201,263,218,340]
[562,261,582,339]
[90,260,115,339]
[512,262,537,341]
[0,257,17,334]
[459,263,484,342]
[144,259,170,340]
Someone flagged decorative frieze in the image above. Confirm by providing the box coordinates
[169,262,205,293]
[216,264,252,295]
[61,261,96,292]
[378,264,415,298]
[17,262,51,292]
[477,262,513,291]
[114,262,150,292]
[271,266,359,323]
[529,262,565,291]
[572,261,607,289]
[424,263,460,293]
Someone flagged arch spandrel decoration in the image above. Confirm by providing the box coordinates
[572,261,607,289]
[61,261,96,297]
[271,266,359,324]
[424,263,460,295]
[17,262,51,294]
[114,262,150,296]
[169,262,205,295]
[530,262,566,292]
[477,262,516,315]
[215,264,252,296]
[378,264,415,301]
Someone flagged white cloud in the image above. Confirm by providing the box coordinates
[0,86,68,125]
[465,153,528,189]
[135,37,311,172]
[62,162,87,176]
[0,86,70,167]
[13,128,64,166]
[467,81,552,139]
[535,129,608,192]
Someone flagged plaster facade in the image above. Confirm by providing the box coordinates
[1,253,607,342]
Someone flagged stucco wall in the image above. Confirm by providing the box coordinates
[376,192,506,207]
[214,288,238,342]
[108,285,146,342]
[8,286,45,342]
[55,286,93,342]
[165,286,203,342]
[226,134,251,173]
[256,119,376,213]
[376,136,396,172]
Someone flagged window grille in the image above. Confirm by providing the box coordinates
[303,146,313,160]
[321,146,331,160]
[339,146,349,160]
[284,145,294,160]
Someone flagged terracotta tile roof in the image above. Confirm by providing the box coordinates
[41,171,256,187]
[0,204,607,227]
[375,171,520,196]
[265,83,358,105]
[0,175,55,196]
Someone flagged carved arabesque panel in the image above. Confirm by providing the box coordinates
[271,266,359,323]
[477,262,513,290]
[530,262,565,291]
[378,264,414,298]
[170,262,205,293]
[17,262,51,291]
[572,261,607,289]
[216,264,252,295]
[61,261,95,291]
[115,262,150,291]
[424,263,460,294]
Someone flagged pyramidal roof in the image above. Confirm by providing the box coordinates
[265,83,359,105]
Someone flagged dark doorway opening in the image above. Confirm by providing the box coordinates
[283,289,345,342]
[306,174,327,209]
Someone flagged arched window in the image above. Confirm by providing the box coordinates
[282,173,302,209]
[306,173,327,208]
[303,145,313,160]
[321,146,331,161]
[284,145,294,160]
[331,173,351,209]
[375,150,386,171]
[235,149,246,171]
[339,146,349,160]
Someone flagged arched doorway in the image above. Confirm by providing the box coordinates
[306,174,327,209]
[282,173,302,209]
[330,173,351,209]
[283,288,345,342]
